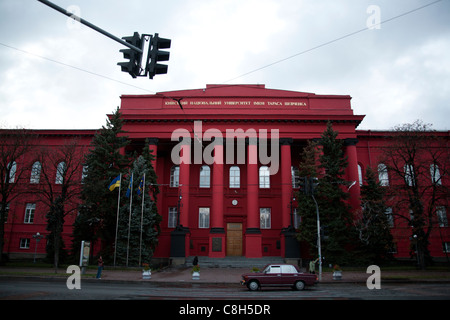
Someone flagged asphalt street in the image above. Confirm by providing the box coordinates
[1,278,449,300]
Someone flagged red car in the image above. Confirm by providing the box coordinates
[241,264,318,291]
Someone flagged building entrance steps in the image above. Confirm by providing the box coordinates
[186,256,285,268]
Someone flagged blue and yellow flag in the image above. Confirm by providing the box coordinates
[126,173,133,198]
[137,176,144,196]
[108,174,121,191]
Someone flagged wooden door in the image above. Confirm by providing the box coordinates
[226,223,242,256]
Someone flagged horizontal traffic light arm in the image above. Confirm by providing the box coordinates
[37,0,143,54]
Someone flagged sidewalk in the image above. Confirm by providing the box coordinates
[1,265,449,285]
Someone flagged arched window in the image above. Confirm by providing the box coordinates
[404,164,414,187]
[6,161,16,183]
[170,165,180,187]
[30,161,42,184]
[377,163,389,186]
[55,162,66,184]
[259,166,270,188]
[199,165,210,188]
[430,164,442,186]
[229,166,240,188]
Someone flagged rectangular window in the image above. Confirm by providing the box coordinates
[385,207,394,228]
[168,207,177,228]
[20,238,30,249]
[24,203,36,224]
[437,206,448,227]
[443,242,450,253]
[291,166,300,188]
[199,207,210,228]
[378,163,389,186]
[260,208,271,229]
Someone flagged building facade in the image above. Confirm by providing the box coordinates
[2,84,449,262]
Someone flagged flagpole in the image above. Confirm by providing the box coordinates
[139,173,145,266]
[113,173,122,267]
[126,173,133,267]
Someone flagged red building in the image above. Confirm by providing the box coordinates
[2,84,449,263]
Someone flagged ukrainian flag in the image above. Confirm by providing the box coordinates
[108,174,121,191]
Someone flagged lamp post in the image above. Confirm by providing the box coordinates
[32,232,43,263]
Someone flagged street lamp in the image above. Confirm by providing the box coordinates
[32,232,43,263]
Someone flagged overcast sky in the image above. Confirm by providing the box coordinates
[0,0,449,131]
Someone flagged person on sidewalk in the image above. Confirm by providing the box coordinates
[309,258,319,274]
[96,256,104,279]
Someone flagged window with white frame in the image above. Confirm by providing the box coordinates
[170,166,179,187]
[55,161,66,184]
[199,165,210,188]
[437,206,448,227]
[291,166,300,188]
[385,207,394,228]
[430,164,442,186]
[6,161,16,183]
[443,242,450,253]
[199,207,210,228]
[30,161,41,184]
[378,163,389,186]
[168,207,177,228]
[259,166,270,188]
[260,208,271,229]
[24,203,36,224]
[404,164,414,187]
[358,164,363,186]
[20,238,30,249]
[229,166,240,188]
[81,165,88,184]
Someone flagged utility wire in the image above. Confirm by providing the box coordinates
[0,42,154,93]
[223,0,444,83]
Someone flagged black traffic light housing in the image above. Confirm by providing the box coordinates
[147,33,171,79]
[117,32,143,78]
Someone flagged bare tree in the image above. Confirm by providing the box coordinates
[35,137,86,272]
[0,128,35,263]
[381,120,449,269]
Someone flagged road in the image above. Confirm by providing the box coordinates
[0,279,449,301]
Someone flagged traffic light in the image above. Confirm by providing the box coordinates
[147,33,171,79]
[117,32,142,78]
[300,176,319,195]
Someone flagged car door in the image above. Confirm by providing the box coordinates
[262,265,282,285]
[281,265,297,285]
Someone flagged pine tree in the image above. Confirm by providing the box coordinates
[297,122,357,265]
[115,148,161,266]
[72,108,130,263]
[318,122,355,265]
[356,166,394,264]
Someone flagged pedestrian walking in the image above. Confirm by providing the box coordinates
[96,256,104,279]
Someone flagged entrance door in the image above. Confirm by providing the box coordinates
[226,223,242,256]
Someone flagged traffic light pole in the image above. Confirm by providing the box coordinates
[37,0,143,54]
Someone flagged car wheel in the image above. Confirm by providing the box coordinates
[247,280,260,291]
[294,281,305,291]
